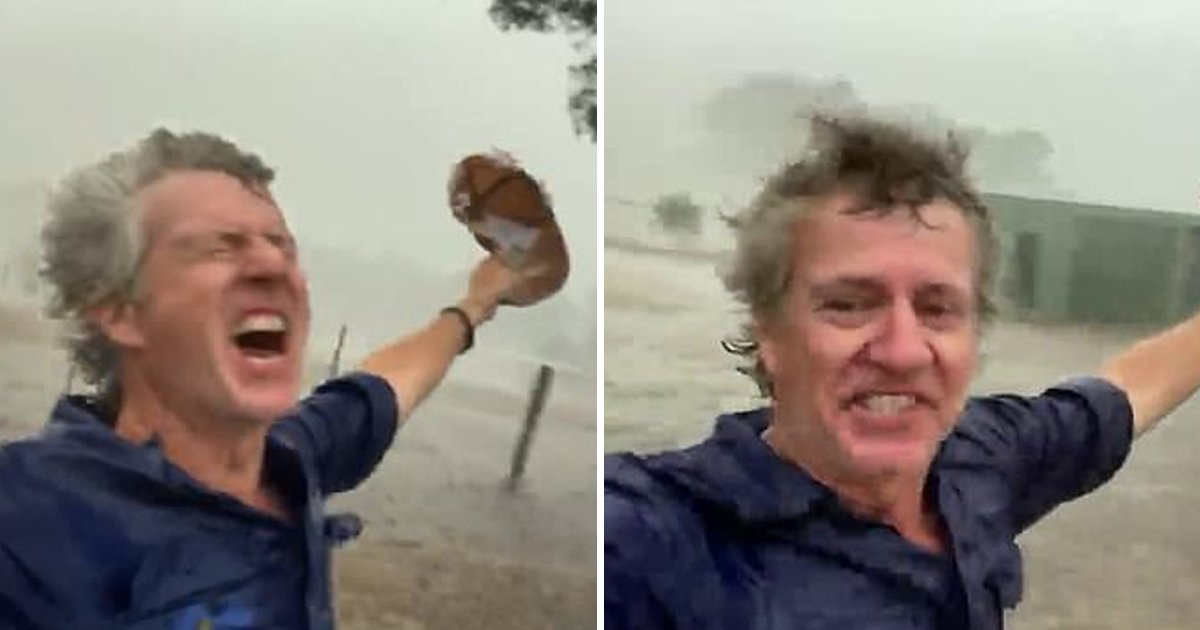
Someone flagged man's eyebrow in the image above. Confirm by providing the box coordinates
[165,229,213,248]
[265,229,295,242]
[809,276,885,292]
[164,226,240,251]
[915,282,970,298]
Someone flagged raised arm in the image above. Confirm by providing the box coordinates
[358,255,524,414]
[1100,311,1200,437]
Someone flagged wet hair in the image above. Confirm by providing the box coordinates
[40,129,275,397]
[719,112,998,396]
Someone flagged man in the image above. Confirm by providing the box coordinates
[604,114,1196,629]
[0,129,531,628]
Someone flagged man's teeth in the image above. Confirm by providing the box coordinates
[861,394,916,415]
[235,314,286,335]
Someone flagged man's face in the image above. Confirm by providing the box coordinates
[117,170,310,428]
[758,192,979,479]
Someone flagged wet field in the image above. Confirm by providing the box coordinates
[0,304,597,630]
[605,243,1200,629]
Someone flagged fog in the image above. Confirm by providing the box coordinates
[0,0,597,385]
[606,0,1200,218]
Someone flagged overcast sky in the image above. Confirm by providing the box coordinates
[606,0,1200,214]
[0,0,596,304]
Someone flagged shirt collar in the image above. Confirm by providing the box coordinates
[43,395,307,514]
[645,407,836,526]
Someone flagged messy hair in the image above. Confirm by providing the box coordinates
[719,113,998,396]
[40,129,276,396]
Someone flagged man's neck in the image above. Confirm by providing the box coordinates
[763,423,947,553]
[114,388,269,508]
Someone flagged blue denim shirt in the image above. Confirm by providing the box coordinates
[0,372,399,630]
[605,377,1133,630]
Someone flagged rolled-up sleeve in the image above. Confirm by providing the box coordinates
[958,376,1134,532]
[271,372,402,495]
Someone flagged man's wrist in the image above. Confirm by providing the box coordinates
[440,306,475,354]
[455,297,496,328]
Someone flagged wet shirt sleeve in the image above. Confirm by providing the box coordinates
[958,376,1134,532]
[605,494,676,630]
[604,455,694,630]
[271,372,402,496]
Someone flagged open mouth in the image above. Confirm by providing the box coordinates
[844,393,930,432]
[851,393,918,416]
[232,313,288,359]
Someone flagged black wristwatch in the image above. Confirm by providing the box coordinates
[440,306,475,354]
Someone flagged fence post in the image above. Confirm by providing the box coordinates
[506,363,555,491]
[328,324,347,379]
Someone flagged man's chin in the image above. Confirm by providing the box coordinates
[843,440,935,477]
[225,384,301,425]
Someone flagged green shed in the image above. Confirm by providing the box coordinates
[987,193,1200,325]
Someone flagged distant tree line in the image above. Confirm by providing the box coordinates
[702,73,1064,198]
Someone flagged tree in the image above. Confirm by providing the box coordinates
[652,193,703,238]
[703,74,859,175]
[489,0,597,142]
[701,73,1066,198]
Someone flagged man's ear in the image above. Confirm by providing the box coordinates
[754,315,779,382]
[86,300,145,349]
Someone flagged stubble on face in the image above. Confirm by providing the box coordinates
[124,171,310,432]
[759,192,980,484]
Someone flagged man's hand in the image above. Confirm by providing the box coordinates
[457,255,549,326]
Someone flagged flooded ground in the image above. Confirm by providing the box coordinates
[605,242,1200,629]
[0,304,597,630]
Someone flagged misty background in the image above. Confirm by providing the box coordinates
[0,0,597,394]
[607,0,1200,234]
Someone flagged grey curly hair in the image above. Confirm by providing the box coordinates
[719,113,999,397]
[40,129,276,395]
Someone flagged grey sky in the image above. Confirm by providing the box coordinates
[0,0,596,304]
[606,0,1200,213]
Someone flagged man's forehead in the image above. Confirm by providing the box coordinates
[136,170,286,233]
[794,193,974,246]
[791,195,976,286]
[801,189,968,222]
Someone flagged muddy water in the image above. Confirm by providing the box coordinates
[605,244,1200,629]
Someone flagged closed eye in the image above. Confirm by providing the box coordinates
[921,301,963,322]
[823,298,868,312]
[203,232,246,257]
[816,294,883,328]
[264,232,297,259]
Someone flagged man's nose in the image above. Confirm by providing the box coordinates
[241,236,293,279]
[866,301,934,372]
